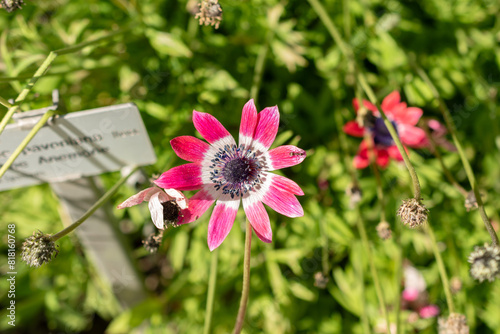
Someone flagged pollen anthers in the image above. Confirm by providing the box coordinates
[208,143,264,199]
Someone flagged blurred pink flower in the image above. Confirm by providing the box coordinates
[344,91,426,169]
[155,99,306,251]
[419,304,440,318]
[418,119,456,152]
[117,187,187,229]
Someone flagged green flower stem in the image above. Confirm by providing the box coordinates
[394,222,403,334]
[424,223,455,313]
[416,66,499,246]
[0,96,12,108]
[0,26,130,136]
[356,207,391,334]
[0,109,56,178]
[232,219,252,334]
[307,0,422,200]
[203,247,219,334]
[364,133,387,222]
[49,167,138,242]
[422,124,467,197]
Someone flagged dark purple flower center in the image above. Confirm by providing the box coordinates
[371,118,398,147]
[209,144,264,199]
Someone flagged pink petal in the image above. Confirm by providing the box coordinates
[148,192,165,229]
[262,184,304,218]
[392,106,423,126]
[419,305,440,318]
[428,119,447,135]
[353,155,370,169]
[117,187,162,209]
[269,173,304,196]
[163,188,188,209]
[179,187,216,224]
[353,98,378,113]
[381,91,401,112]
[239,99,258,147]
[193,111,232,144]
[267,145,306,171]
[243,197,271,243]
[399,124,427,148]
[387,145,404,161]
[170,136,210,163]
[154,164,203,191]
[207,198,239,251]
[253,106,280,151]
[343,121,365,137]
[402,288,419,302]
[375,147,390,168]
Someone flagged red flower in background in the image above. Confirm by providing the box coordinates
[343,91,427,168]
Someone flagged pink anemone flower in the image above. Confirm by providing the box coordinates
[117,187,187,230]
[154,99,306,251]
[343,91,426,168]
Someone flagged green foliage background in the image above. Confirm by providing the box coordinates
[1,0,500,333]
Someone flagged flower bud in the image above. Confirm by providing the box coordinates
[468,243,500,283]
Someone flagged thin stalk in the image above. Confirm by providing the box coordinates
[307,0,422,199]
[50,167,139,241]
[424,223,455,313]
[416,66,499,245]
[232,219,252,334]
[364,133,387,222]
[357,73,421,199]
[0,96,12,108]
[356,207,391,334]
[319,211,329,275]
[203,248,219,334]
[423,124,467,197]
[0,27,130,136]
[250,31,272,105]
[0,109,56,178]
[394,222,403,334]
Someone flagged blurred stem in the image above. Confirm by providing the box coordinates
[356,207,391,334]
[203,248,219,334]
[0,96,12,108]
[354,240,371,334]
[307,0,422,200]
[365,133,387,222]
[424,223,455,313]
[0,26,130,136]
[319,211,329,275]
[232,219,252,334]
[394,222,403,334]
[0,109,56,179]
[415,66,499,246]
[343,0,351,39]
[250,31,273,105]
[49,167,139,242]
[422,123,467,197]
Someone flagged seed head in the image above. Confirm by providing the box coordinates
[195,0,222,29]
[21,230,59,268]
[438,313,469,334]
[376,221,392,240]
[346,184,362,209]
[468,243,500,282]
[143,231,164,253]
[397,198,428,228]
[0,0,24,12]
[314,272,329,289]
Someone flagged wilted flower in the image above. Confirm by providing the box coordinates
[344,91,426,169]
[117,187,187,230]
[143,231,164,253]
[376,221,392,240]
[195,0,222,29]
[21,230,59,268]
[468,243,500,282]
[397,198,428,228]
[155,99,306,250]
[438,313,469,334]
[0,0,24,12]
[314,272,329,289]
